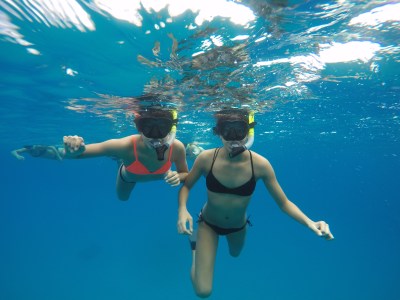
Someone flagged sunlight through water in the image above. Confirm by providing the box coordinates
[0,0,399,144]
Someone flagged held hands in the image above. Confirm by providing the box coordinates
[177,208,193,235]
[309,221,334,240]
[63,135,85,158]
[164,170,180,187]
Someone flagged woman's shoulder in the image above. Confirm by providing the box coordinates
[104,135,136,150]
[173,138,185,148]
[249,150,273,166]
[196,148,217,160]
[189,148,216,170]
[172,139,187,157]
[249,150,274,175]
[115,135,132,143]
[109,134,136,142]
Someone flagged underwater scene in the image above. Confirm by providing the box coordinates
[0,0,399,299]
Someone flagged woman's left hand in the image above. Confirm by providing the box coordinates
[165,170,180,187]
[177,208,193,235]
[309,221,334,240]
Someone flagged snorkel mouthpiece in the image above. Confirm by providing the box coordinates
[229,145,246,158]
[149,140,169,161]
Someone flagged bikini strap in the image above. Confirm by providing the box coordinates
[167,143,174,161]
[249,150,255,177]
[132,136,139,160]
[210,148,220,171]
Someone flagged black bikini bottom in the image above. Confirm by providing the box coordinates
[119,164,136,184]
[197,211,252,236]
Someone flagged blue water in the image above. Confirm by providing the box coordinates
[1,1,399,299]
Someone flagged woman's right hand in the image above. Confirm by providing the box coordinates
[63,135,85,157]
[11,151,25,160]
[177,208,193,235]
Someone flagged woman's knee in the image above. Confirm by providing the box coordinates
[228,242,244,257]
[116,184,135,201]
[194,285,212,298]
[229,248,242,257]
[118,195,129,201]
[117,191,130,201]
[193,277,213,298]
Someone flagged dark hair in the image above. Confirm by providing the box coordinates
[134,107,174,123]
[214,108,248,125]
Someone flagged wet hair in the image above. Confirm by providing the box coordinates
[134,107,174,124]
[214,108,249,126]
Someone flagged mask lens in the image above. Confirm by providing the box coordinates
[138,117,173,139]
[219,121,248,141]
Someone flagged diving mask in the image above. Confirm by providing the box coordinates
[215,111,256,158]
[136,109,178,160]
[217,120,249,141]
[136,117,174,139]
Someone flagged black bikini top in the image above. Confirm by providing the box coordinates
[206,148,256,197]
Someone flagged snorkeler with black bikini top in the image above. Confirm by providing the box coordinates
[177,108,334,298]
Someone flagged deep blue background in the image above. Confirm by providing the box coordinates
[1,139,399,300]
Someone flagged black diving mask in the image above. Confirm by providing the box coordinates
[217,120,249,141]
[136,117,173,139]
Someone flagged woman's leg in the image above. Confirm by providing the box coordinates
[226,226,247,257]
[192,222,219,298]
[115,166,136,201]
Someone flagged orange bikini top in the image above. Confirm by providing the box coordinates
[125,136,173,175]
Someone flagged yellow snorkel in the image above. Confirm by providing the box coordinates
[171,109,178,134]
[245,110,255,149]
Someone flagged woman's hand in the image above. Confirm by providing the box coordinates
[177,208,193,235]
[63,135,85,158]
[165,170,180,187]
[309,221,334,240]
[12,152,25,160]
